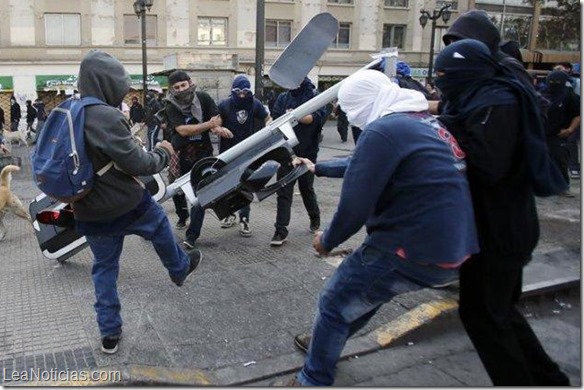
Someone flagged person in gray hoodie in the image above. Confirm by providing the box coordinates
[73,50,202,355]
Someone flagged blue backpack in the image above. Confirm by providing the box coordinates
[32,96,112,203]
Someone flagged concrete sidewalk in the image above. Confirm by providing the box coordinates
[0,122,580,386]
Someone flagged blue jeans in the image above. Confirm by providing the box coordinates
[297,244,457,386]
[84,196,190,338]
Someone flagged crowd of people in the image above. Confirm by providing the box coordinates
[2,8,578,386]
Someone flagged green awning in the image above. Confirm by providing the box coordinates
[0,76,14,92]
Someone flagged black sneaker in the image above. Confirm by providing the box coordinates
[176,219,187,230]
[270,231,288,246]
[101,334,122,354]
[309,216,320,233]
[172,249,202,287]
[294,334,311,354]
[183,237,196,249]
[220,214,237,228]
[239,218,252,237]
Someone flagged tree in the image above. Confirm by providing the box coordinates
[538,0,580,50]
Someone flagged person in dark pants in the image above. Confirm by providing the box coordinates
[217,75,271,236]
[25,100,36,135]
[435,39,570,386]
[351,126,362,144]
[10,96,20,132]
[164,70,232,249]
[333,102,348,142]
[145,91,163,151]
[542,70,581,195]
[269,77,327,246]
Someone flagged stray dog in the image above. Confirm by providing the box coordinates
[0,165,31,241]
[2,129,28,148]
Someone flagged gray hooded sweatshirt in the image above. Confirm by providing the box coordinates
[74,50,170,221]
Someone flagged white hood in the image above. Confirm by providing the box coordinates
[337,70,429,129]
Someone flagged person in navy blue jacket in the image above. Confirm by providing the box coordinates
[286,69,479,386]
[269,77,327,246]
[217,75,271,236]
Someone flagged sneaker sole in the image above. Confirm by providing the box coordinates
[183,240,195,249]
[176,225,187,230]
[270,239,286,246]
[240,231,252,237]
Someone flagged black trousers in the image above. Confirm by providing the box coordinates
[274,162,320,235]
[459,253,570,386]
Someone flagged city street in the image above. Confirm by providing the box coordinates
[0,121,580,386]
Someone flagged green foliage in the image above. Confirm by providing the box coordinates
[538,0,580,50]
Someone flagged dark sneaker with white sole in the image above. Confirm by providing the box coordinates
[220,214,237,228]
[176,219,187,230]
[270,231,288,246]
[172,249,202,287]
[101,334,122,354]
[239,218,252,237]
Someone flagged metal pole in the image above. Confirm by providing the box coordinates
[254,0,265,100]
[427,14,437,83]
[140,6,148,105]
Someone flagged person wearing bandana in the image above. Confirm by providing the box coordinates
[216,75,271,236]
[434,39,570,386]
[269,77,328,246]
[164,70,233,249]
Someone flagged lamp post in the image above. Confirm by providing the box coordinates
[419,3,452,83]
[133,0,153,105]
[254,0,265,101]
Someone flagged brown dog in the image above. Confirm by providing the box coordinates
[0,164,31,241]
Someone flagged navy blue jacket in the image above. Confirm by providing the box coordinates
[320,112,479,267]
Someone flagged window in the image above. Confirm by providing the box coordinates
[331,23,350,48]
[327,0,354,3]
[45,14,81,46]
[198,17,227,46]
[266,20,291,47]
[124,14,157,45]
[382,24,406,49]
[384,0,408,7]
[436,0,458,10]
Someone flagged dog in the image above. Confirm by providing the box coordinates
[0,165,31,241]
[2,129,29,148]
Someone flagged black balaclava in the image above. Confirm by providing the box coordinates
[442,10,501,55]
[545,70,571,105]
[230,75,253,110]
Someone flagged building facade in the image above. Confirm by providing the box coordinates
[0,0,578,115]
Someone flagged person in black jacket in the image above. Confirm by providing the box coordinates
[129,96,145,126]
[10,96,21,132]
[269,77,327,246]
[542,70,581,196]
[434,39,569,386]
[164,70,232,249]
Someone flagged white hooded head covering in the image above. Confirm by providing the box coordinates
[337,69,429,129]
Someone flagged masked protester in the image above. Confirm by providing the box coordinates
[164,70,232,249]
[73,50,202,355]
[283,69,478,386]
[542,70,581,194]
[269,77,327,246]
[434,39,570,386]
[215,75,271,236]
